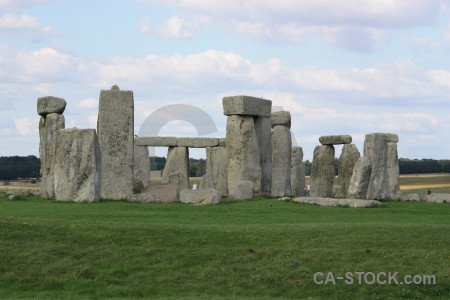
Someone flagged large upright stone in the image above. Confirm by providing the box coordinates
[291,147,305,197]
[226,115,261,199]
[347,157,372,199]
[255,116,272,195]
[39,113,65,198]
[134,145,150,189]
[97,85,134,200]
[271,111,292,197]
[387,141,400,200]
[365,133,390,200]
[162,146,189,190]
[53,129,101,202]
[310,145,335,197]
[201,146,228,196]
[334,144,360,198]
[37,96,66,117]
[223,95,272,117]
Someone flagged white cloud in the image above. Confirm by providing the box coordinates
[0,14,39,30]
[14,117,38,135]
[0,0,51,10]
[139,15,210,39]
[77,98,98,109]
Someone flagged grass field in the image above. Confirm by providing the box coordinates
[0,190,449,299]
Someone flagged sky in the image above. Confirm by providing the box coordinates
[1,0,450,161]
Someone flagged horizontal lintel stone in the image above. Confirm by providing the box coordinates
[135,136,178,147]
[135,136,223,148]
[177,138,220,148]
[319,135,352,145]
[223,95,272,117]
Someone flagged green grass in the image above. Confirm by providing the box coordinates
[0,195,449,299]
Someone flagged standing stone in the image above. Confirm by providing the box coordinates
[347,157,372,199]
[162,146,189,190]
[334,144,360,198]
[134,145,150,189]
[39,113,65,198]
[226,115,261,199]
[53,129,101,202]
[201,146,228,196]
[310,145,335,197]
[255,116,272,195]
[291,147,305,197]
[97,85,134,200]
[387,141,400,200]
[271,111,292,197]
[365,133,390,200]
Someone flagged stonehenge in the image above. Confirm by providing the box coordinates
[310,145,335,197]
[291,147,305,197]
[271,111,292,197]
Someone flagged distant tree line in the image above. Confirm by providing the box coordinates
[0,156,40,180]
[398,158,450,174]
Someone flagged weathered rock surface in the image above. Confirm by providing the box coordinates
[365,133,390,200]
[53,129,101,202]
[292,197,381,208]
[6,190,34,196]
[291,147,305,197]
[223,95,272,117]
[39,113,65,198]
[128,193,160,203]
[162,147,189,190]
[255,116,272,196]
[97,85,134,200]
[230,180,254,200]
[201,146,228,196]
[271,124,292,197]
[135,136,177,147]
[425,193,450,203]
[141,183,179,203]
[399,194,420,201]
[334,144,360,197]
[387,141,400,200]
[226,115,261,199]
[319,135,352,145]
[385,133,399,143]
[134,145,150,189]
[179,188,220,205]
[177,137,220,148]
[270,111,291,127]
[347,157,372,199]
[37,96,67,116]
[310,145,335,197]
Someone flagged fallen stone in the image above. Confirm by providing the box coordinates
[128,193,160,203]
[271,125,292,197]
[201,146,228,196]
[223,95,272,117]
[291,147,305,197]
[335,144,360,198]
[255,116,272,196]
[347,157,372,199]
[134,145,150,188]
[319,135,352,145]
[162,147,189,190]
[135,136,178,147]
[226,115,261,199]
[6,190,34,196]
[310,145,335,197]
[425,193,450,203]
[270,111,291,127]
[141,183,179,203]
[53,128,101,202]
[98,85,134,200]
[177,137,220,148]
[179,188,220,205]
[37,96,67,116]
[293,197,381,208]
[399,194,420,201]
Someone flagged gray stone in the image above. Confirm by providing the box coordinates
[271,125,292,197]
[385,133,399,143]
[387,141,400,200]
[226,115,261,199]
[255,116,272,195]
[201,146,228,196]
[162,147,189,190]
[319,135,352,145]
[53,129,101,202]
[332,184,343,198]
[223,95,272,117]
[141,183,178,203]
[39,113,65,199]
[230,180,254,200]
[133,177,144,194]
[97,85,134,200]
[128,193,160,203]
[270,111,291,128]
[218,138,226,147]
[134,145,150,188]
[135,136,178,147]
[291,147,305,197]
[365,133,390,200]
[347,157,372,199]
[399,194,420,201]
[179,188,220,205]
[310,145,335,197]
[293,197,381,208]
[335,144,360,198]
[6,190,34,196]
[37,96,67,117]
[177,137,220,148]
[425,193,450,203]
